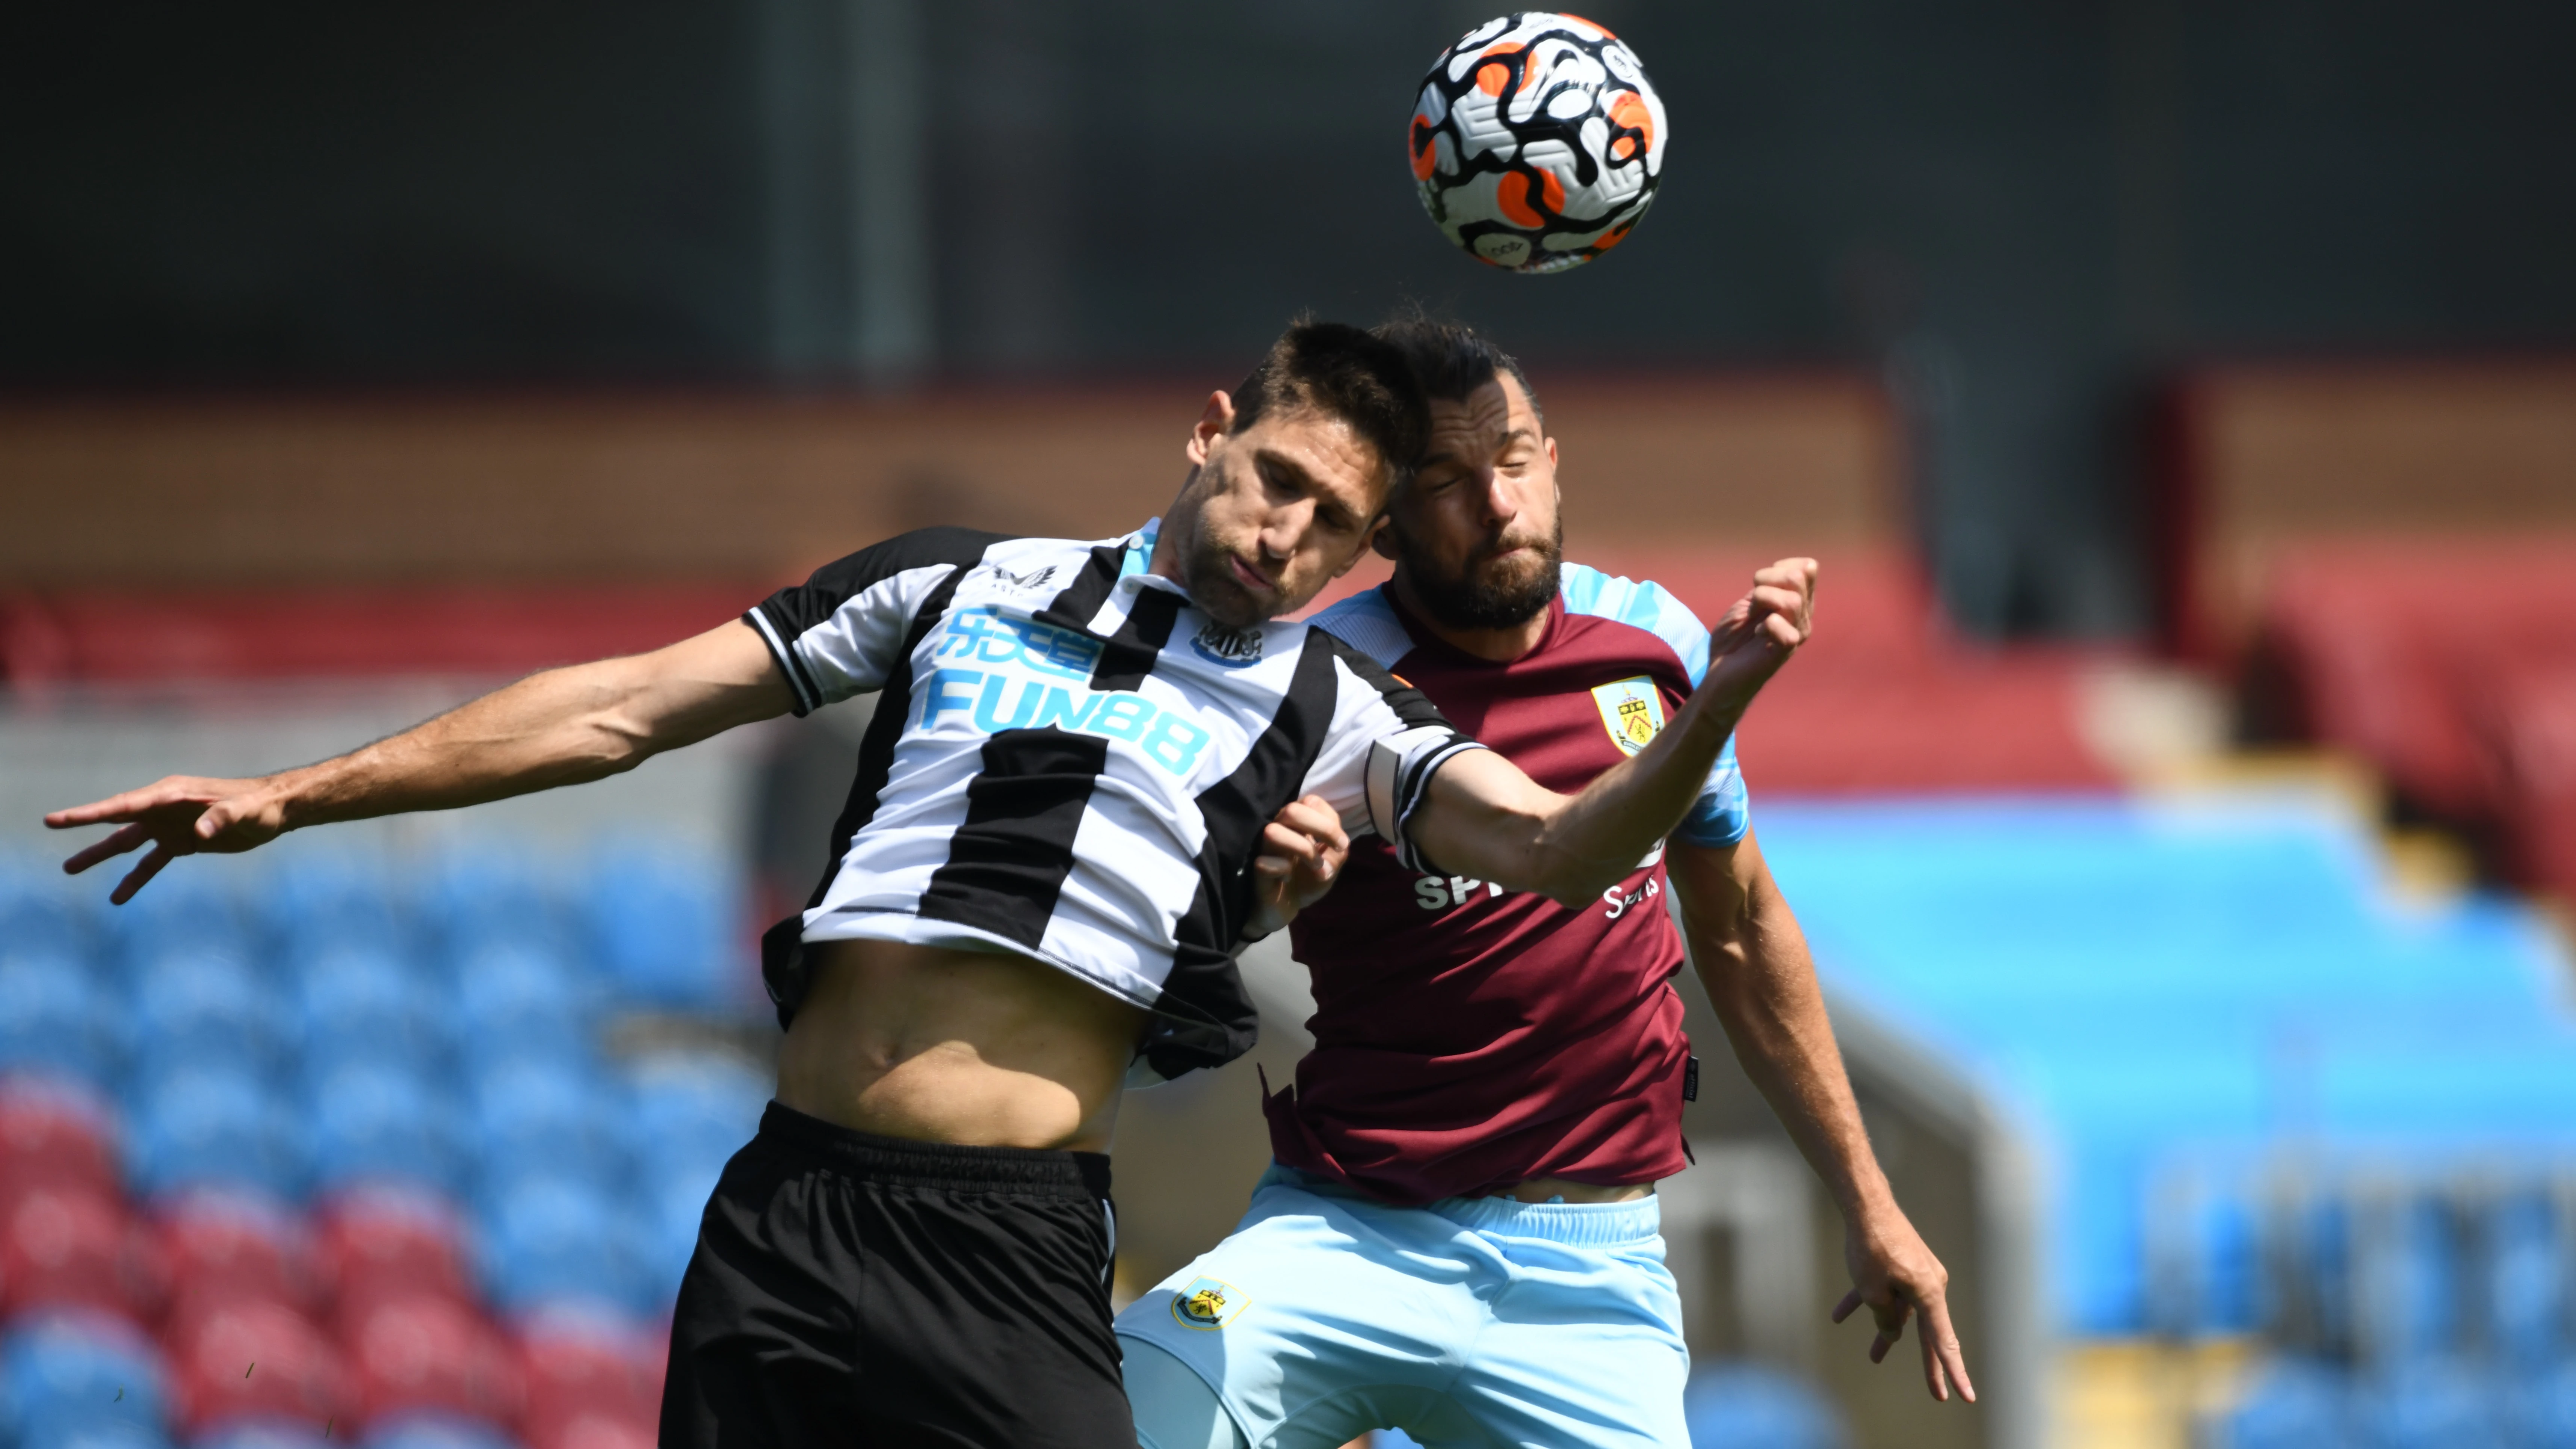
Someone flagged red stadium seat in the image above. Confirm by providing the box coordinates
[316,1188,474,1323]
[1587,545,2121,794]
[2480,662,2576,901]
[2253,539,2576,836]
[0,1184,163,1324]
[0,586,762,686]
[158,1191,323,1320]
[343,1293,523,1433]
[0,1078,123,1204]
[528,1409,656,1449]
[168,1296,351,1436]
[516,1313,660,1449]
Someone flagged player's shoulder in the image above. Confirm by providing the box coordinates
[1557,562,1710,679]
[1303,585,1417,671]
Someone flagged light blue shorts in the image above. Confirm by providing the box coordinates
[1115,1164,1690,1448]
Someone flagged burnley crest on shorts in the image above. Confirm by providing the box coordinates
[1170,1275,1250,1330]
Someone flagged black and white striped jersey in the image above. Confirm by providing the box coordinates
[744,522,1485,1080]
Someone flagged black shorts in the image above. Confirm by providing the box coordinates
[659,1103,1130,1449]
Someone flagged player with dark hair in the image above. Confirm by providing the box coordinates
[1117,317,1964,1449]
[47,319,1819,1449]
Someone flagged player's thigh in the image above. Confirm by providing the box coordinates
[1114,1194,1482,1444]
[1457,1255,1691,1447]
[1126,1337,1249,1449]
[659,1148,861,1449]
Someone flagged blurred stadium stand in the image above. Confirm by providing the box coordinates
[0,843,760,1449]
[1757,793,2576,1449]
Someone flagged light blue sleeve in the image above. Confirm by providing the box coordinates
[1559,564,1751,848]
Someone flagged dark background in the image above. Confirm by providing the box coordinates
[9,0,2574,635]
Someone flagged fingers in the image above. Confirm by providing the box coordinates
[1869,1296,1909,1365]
[1918,1294,1976,1404]
[44,789,161,830]
[112,846,175,906]
[61,822,154,876]
[1830,1290,1862,1325]
[1744,586,1811,633]
[1259,820,1325,875]
[1272,795,1349,855]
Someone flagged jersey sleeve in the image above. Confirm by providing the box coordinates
[1299,634,1487,876]
[744,528,1006,716]
[1559,564,1754,848]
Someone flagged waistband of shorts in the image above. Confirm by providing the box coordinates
[1261,1163,1661,1248]
[756,1101,1112,1200]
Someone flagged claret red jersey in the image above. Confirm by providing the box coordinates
[1272,566,1751,1206]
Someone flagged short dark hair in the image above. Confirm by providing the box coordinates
[1230,319,1430,494]
[1370,309,1542,425]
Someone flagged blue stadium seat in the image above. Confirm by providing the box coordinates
[1680,1363,1846,1449]
[624,1054,768,1166]
[2507,1360,2576,1449]
[623,1055,767,1305]
[1756,796,2576,1337]
[449,943,593,1073]
[422,852,564,963]
[476,1175,655,1318]
[0,1313,171,1449]
[0,860,95,961]
[307,1061,467,1200]
[260,852,407,963]
[109,876,251,982]
[21,1421,177,1449]
[297,945,449,1082]
[2484,1188,2567,1368]
[583,845,739,1010]
[131,1067,305,1202]
[131,949,295,1086]
[625,1053,768,1295]
[469,1058,631,1199]
[356,1414,517,1449]
[2340,1192,2467,1367]
[2205,1357,2348,1449]
[2348,1360,2497,1449]
[0,948,124,1092]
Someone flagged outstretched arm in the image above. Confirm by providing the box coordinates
[47,619,793,901]
[1668,833,1974,1404]
[1407,558,1815,905]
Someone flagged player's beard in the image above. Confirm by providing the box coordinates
[1398,515,1564,631]
[1175,514,1275,632]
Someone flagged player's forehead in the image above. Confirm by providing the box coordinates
[1235,403,1390,511]
[1422,373,1537,464]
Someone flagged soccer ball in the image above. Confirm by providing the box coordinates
[1408,13,1668,274]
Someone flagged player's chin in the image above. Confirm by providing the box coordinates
[1198,582,1273,631]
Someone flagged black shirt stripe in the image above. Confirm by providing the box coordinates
[915,729,1114,949]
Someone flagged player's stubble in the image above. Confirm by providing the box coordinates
[1393,510,1564,631]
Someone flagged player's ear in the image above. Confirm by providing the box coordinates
[1186,391,1234,466]
[1368,514,1399,561]
[1336,521,1385,579]
[1544,435,1559,468]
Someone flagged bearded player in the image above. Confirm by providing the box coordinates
[1116,317,1969,1449]
[50,321,1825,1449]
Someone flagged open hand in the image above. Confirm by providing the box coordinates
[45,775,289,904]
[1241,793,1350,940]
[1702,558,1818,712]
[1831,1208,1975,1404]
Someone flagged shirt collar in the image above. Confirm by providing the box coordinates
[1119,518,1189,598]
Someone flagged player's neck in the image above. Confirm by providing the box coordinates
[1388,571,1549,663]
